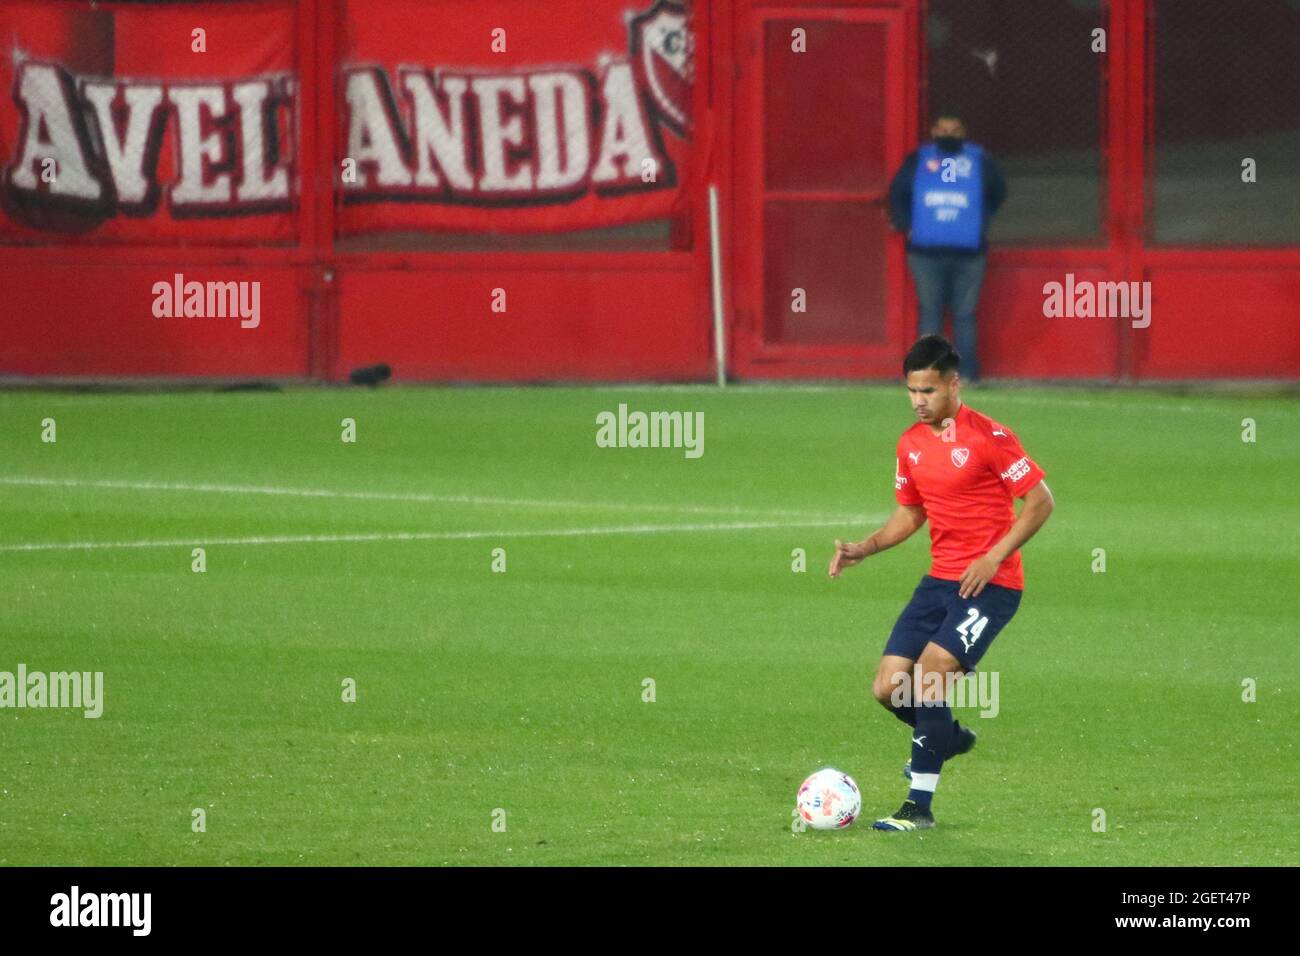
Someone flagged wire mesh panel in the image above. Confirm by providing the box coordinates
[758,14,894,348]
[924,0,1107,245]
[1150,0,1300,246]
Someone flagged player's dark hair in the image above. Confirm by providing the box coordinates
[903,334,961,377]
[932,107,964,126]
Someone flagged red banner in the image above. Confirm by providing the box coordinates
[0,0,694,244]
[337,0,695,236]
[0,0,297,245]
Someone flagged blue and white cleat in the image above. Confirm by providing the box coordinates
[872,800,935,832]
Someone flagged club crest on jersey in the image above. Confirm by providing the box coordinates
[951,447,970,468]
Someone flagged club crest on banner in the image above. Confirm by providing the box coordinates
[629,0,693,135]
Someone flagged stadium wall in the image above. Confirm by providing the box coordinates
[0,0,1296,383]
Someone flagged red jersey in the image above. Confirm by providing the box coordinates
[893,403,1045,590]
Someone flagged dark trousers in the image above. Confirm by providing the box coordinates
[907,251,987,382]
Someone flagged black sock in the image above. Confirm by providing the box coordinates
[907,702,955,811]
[886,703,917,727]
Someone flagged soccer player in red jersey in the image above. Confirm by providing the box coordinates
[828,335,1054,830]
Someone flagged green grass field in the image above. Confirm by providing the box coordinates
[0,384,1296,866]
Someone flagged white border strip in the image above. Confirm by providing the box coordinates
[0,476,866,522]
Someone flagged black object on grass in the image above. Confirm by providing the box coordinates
[349,364,392,386]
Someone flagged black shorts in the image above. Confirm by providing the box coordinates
[883,574,1022,670]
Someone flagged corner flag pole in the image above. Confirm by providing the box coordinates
[708,183,727,387]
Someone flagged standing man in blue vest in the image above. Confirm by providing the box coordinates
[888,112,1006,384]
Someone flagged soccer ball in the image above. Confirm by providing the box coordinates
[796,768,862,830]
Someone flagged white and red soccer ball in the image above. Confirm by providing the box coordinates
[796,768,862,830]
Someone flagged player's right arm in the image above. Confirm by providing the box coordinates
[828,503,927,578]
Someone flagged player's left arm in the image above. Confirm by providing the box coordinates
[958,480,1054,598]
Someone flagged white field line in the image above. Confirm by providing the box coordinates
[0,518,877,553]
[0,476,867,523]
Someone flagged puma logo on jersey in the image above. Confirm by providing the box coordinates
[992,428,1006,437]
[908,451,922,465]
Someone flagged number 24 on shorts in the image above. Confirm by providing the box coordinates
[955,608,988,652]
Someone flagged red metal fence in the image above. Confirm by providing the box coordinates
[0,0,1296,382]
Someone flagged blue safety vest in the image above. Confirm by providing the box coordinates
[910,143,984,249]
